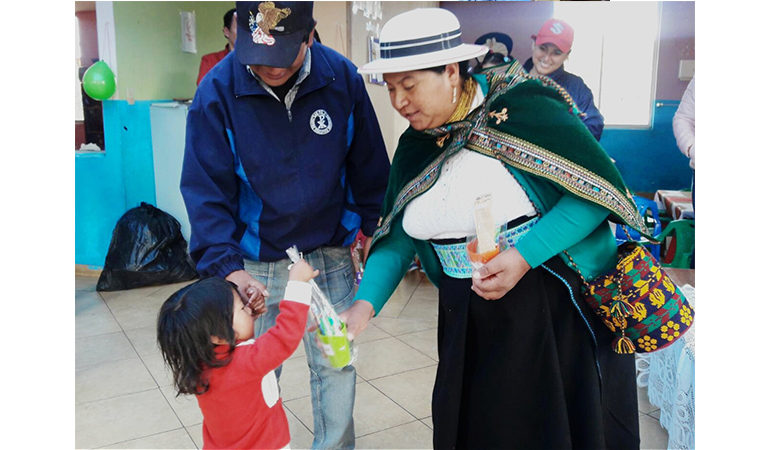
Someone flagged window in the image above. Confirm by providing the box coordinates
[553,2,659,128]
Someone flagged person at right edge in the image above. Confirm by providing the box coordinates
[341,7,645,450]
[673,76,695,202]
[524,18,605,141]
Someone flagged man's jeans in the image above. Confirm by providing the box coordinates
[245,246,356,449]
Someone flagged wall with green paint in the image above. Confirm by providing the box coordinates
[77,2,234,268]
[113,1,235,100]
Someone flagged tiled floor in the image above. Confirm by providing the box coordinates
[75,270,669,449]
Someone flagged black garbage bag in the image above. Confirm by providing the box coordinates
[97,202,198,291]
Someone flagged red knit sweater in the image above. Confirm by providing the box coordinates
[197,281,311,449]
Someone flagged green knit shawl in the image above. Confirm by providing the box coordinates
[372,60,647,250]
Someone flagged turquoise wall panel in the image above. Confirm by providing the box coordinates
[115,101,158,208]
[75,100,160,267]
[76,100,125,267]
[600,100,692,193]
[75,149,124,268]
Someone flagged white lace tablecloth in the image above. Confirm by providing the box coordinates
[636,284,695,450]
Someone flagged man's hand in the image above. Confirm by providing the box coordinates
[338,300,375,341]
[226,269,269,316]
[471,247,531,300]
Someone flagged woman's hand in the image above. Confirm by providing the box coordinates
[338,300,375,341]
[226,269,269,316]
[471,247,531,300]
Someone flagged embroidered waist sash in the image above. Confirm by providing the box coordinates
[431,216,539,279]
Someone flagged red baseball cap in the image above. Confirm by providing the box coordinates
[531,18,574,53]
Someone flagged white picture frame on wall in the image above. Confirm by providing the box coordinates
[180,11,197,54]
[367,36,385,85]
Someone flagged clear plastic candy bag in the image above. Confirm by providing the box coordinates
[286,246,357,369]
[465,194,510,270]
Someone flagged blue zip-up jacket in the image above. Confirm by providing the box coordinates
[523,58,605,140]
[181,44,390,278]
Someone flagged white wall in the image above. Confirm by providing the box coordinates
[314,2,348,56]
[348,1,439,160]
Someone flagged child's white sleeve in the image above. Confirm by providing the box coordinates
[283,280,311,306]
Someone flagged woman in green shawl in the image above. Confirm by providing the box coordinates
[340,8,645,449]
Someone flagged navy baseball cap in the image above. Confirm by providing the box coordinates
[474,32,513,56]
[235,1,315,68]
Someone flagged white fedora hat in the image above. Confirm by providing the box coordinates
[358,8,489,74]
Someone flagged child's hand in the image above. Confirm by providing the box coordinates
[289,259,320,282]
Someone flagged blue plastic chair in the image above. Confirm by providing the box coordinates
[615,195,663,260]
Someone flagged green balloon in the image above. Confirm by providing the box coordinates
[82,60,116,100]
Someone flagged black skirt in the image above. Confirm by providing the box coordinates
[432,256,640,450]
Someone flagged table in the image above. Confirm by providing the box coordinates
[636,268,695,450]
[654,190,694,220]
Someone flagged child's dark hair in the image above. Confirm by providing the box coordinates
[157,277,239,396]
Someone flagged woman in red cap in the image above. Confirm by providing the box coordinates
[525,18,605,141]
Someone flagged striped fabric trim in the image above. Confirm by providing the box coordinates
[466,127,645,231]
[379,29,462,58]
[372,62,530,246]
[371,60,643,247]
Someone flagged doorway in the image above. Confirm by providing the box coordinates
[76,1,104,150]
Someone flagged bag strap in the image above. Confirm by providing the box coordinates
[563,224,634,300]
[562,249,590,289]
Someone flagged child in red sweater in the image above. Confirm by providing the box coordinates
[157,259,318,449]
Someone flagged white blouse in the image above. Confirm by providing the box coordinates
[402,85,536,240]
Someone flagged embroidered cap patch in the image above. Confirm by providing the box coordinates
[550,22,565,35]
[249,2,292,46]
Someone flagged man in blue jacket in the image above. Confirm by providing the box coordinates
[523,18,605,141]
[181,2,390,448]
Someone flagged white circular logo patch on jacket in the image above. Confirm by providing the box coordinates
[310,109,332,135]
[262,371,279,408]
